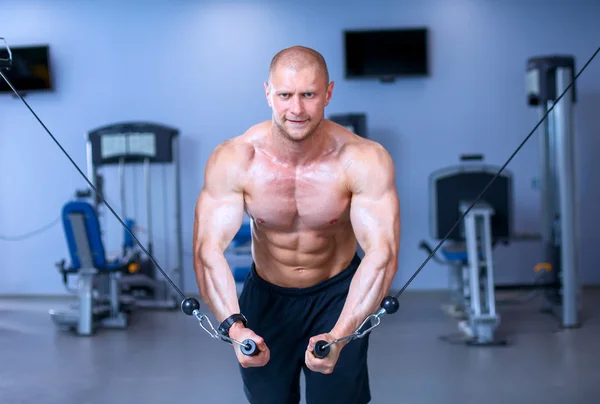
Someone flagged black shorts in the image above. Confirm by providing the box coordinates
[238,253,371,404]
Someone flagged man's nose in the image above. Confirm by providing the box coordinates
[290,95,305,115]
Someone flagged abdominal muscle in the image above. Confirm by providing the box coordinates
[250,224,358,289]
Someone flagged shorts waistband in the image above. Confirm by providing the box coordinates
[247,253,361,297]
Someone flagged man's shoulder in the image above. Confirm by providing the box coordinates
[331,126,394,192]
[210,137,255,168]
[337,135,392,171]
[209,121,269,169]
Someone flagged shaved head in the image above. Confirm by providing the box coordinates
[264,45,334,145]
[268,46,329,87]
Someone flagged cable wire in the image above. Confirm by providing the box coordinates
[0,66,186,302]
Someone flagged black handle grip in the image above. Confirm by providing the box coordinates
[313,340,330,358]
[241,339,258,356]
[180,298,200,316]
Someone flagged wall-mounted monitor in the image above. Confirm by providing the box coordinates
[0,45,53,93]
[344,28,429,81]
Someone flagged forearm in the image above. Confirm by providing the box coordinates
[331,249,397,341]
[194,246,240,322]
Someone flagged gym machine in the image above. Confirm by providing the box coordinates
[84,121,184,310]
[50,200,132,335]
[526,55,580,328]
[421,154,512,345]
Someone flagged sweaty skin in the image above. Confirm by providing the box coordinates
[193,46,400,373]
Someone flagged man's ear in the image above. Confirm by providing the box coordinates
[324,81,335,106]
[264,82,272,107]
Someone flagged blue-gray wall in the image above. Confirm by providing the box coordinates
[1,0,599,295]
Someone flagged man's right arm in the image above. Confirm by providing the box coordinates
[193,142,248,323]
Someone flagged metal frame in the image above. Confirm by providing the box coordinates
[553,67,579,327]
[459,201,501,344]
[527,56,580,328]
[84,122,183,310]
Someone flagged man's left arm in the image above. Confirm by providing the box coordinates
[331,142,401,341]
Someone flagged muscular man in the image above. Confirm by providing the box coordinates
[193,46,400,404]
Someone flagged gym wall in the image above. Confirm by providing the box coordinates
[0,0,599,296]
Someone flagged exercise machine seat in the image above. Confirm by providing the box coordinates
[441,244,483,263]
[51,199,131,336]
[61,200,121,272]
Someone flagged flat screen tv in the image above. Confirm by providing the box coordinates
[0,45,53,93]
[344,28,429,81]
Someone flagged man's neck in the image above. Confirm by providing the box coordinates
[266,123,331,167]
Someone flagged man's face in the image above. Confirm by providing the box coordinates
[265,64,334,142]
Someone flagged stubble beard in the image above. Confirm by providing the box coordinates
[274,117,322,144]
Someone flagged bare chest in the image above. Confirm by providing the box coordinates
[244,160,350,230]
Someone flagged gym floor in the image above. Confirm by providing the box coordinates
[1,289,598,404]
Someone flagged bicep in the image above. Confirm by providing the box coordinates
[193,145,246,253]
[350,186,400,254]
[194,188,245,252]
